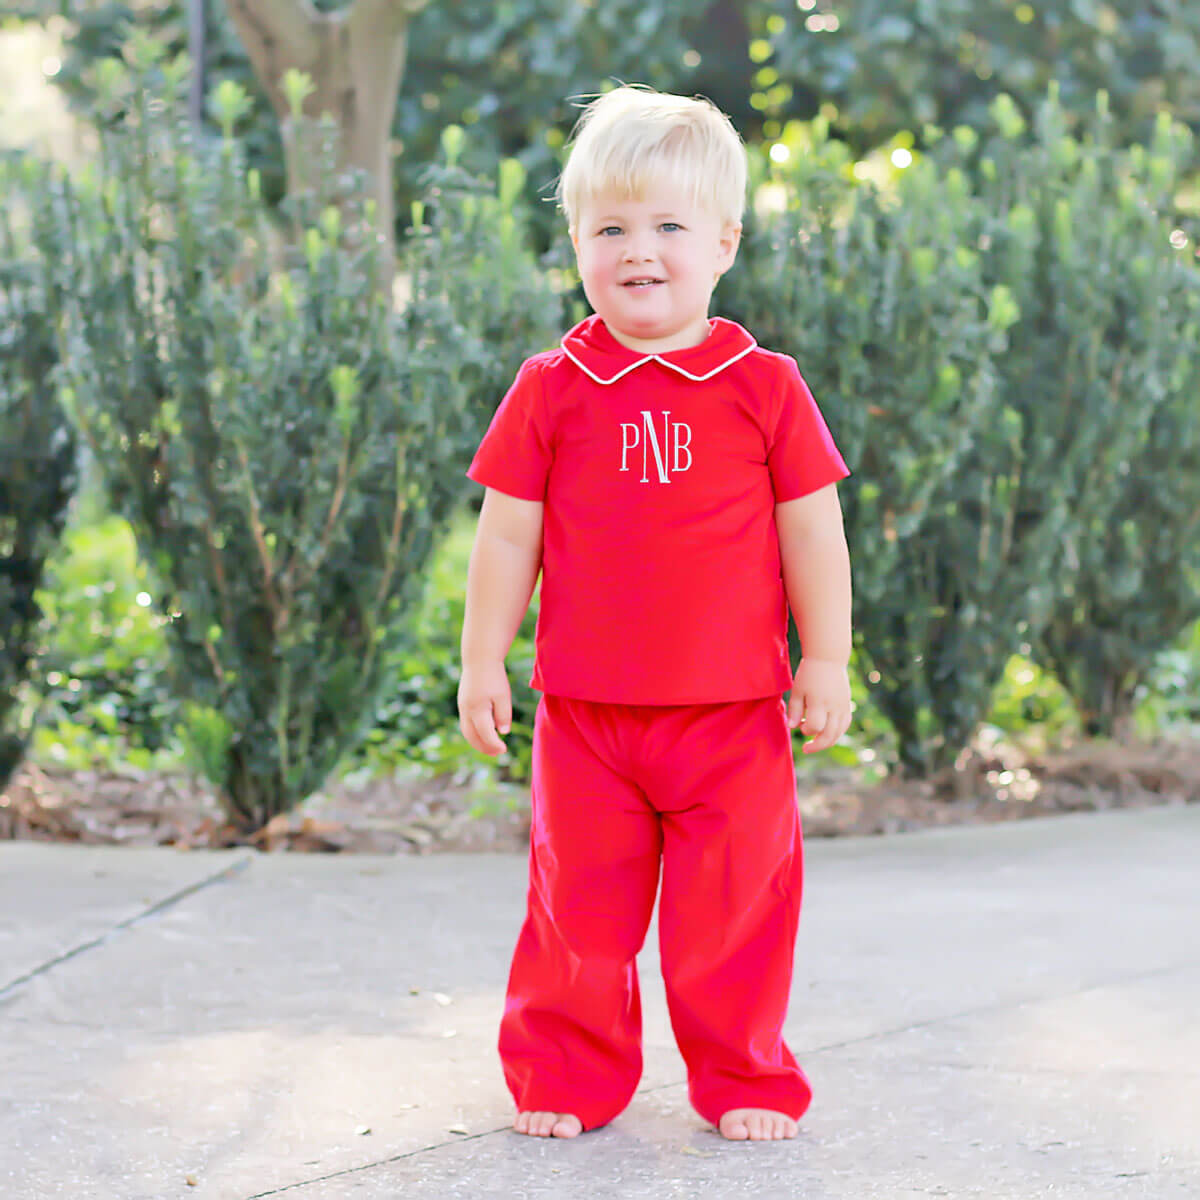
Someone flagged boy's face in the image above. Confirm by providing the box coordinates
[571,182,741,354]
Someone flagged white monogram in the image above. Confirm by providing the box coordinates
[619,411,693,483]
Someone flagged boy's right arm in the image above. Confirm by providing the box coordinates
[458,487,544,756]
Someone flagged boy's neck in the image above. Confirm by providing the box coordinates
[600,316,715,355]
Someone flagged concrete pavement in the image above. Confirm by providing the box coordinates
[2,805,1197,1199]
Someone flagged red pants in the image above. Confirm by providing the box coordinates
[499,693,812,1131]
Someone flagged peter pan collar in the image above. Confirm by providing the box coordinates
[560,315,757,385]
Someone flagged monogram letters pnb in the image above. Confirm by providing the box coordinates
[619,411,693,483]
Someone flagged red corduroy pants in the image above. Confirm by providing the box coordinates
[498,693,812,1131]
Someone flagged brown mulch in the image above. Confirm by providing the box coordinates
[1,736,1198,854]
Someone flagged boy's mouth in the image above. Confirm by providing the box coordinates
[623,277,665,288]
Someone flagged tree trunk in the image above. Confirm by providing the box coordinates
[223,0,427,292]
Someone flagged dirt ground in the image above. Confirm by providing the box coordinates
[3,733,1198,854]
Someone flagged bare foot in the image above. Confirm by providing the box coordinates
[513,1111,583,1138]
[718,1108,798,1141]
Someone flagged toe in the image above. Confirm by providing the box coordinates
[769,1113,797,1139]
[719,1112,750,1140]
[552,1114,582,1138]
[720,1108,799,1141]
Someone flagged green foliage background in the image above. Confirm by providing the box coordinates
[2,0,1199,802]
[0,177,78,788]
[18,0,1200,240]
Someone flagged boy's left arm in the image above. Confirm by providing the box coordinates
[776,482,853,754]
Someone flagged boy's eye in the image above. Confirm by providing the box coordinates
[660,222,682,232]
[598,226,623,236]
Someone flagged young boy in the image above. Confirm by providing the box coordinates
[458,85,852,1142]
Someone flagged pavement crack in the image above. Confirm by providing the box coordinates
[0,854,253,1003]
[797,957,1200,1058]
[630,960,1200,1103]
[241,1126,513,1198]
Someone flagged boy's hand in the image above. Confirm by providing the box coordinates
[786,658,852,754]
[458,661,513,756]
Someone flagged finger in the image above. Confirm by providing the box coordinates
[494,696,512,737]
[458,708,482,750]
[799,704,829,753]
[804,709,848,754]
[786,695,805,729]
[469,709,505,755]
[802,704,829,737]
[804,729,836,753]
[459,712,482,754]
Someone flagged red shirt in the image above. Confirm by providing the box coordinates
[467,315,850,703]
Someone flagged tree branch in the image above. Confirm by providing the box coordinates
[233,440,286,632]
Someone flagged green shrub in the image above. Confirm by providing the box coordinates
[39,57,481,829]
[32,508,176,768]
[1027,138,1200,737]
[30,43,567,827]
[0,158,78,790]
[1134,614,1200,738]
[721,122,1009,775]
[984,653,1080,749]
[949,93,1200,744]
[721,91,1198,775]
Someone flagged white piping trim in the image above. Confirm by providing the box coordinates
[561,344,652,385]
[653,338,758,381]
[560,335,758,386]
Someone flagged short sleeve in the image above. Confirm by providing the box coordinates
[466,357,554,502]
[766,357,850,502]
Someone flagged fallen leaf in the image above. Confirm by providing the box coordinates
[354,1125,371,1136]
[250,812,291,849]
[399,823,435,847]
[185,1176,198,1187]
[448,1125,468,1135]
[300,816,343,834]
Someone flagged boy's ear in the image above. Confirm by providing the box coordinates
[717,221,743,273]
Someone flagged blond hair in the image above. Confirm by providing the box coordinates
[556,85,747,231]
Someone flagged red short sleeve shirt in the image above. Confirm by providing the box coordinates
[466,315,850,704]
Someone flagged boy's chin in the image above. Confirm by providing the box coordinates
[611,323,712,354]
